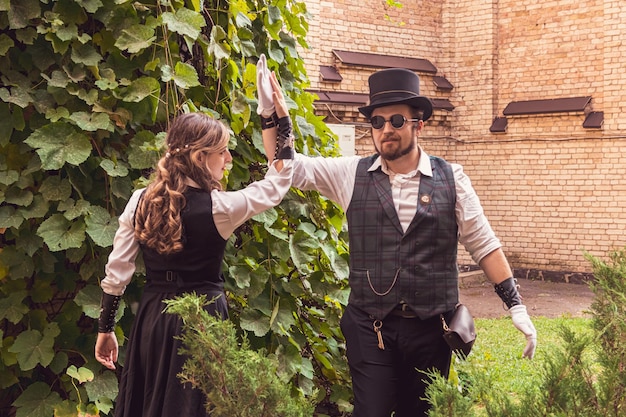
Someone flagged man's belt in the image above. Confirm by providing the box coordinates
[389,302,419,318]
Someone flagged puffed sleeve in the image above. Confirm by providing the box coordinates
[211,160,294,239]
[101,189,144,296]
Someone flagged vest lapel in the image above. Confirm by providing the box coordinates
[371,169,404,234]
[404,172,435,236]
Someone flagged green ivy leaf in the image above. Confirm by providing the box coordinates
[115,24,156,53]
[49,351,69,375]
[59,198,91,221]
[0,290,29,324]
[56,24,78,42]
[121,76,160,103]
[278,31,298,57]
[100,159,129,177]
[24,122,92,170]
[12,382,62,417]
[0,85,32,108]
[208,26,230,61]
[289,229,320,273]
[321,242,349,281]
[14,229,43,258]
[76,0,103,14]
[172,61,200,89]
[19,195,49,220]
[252,207,278,227]
[85,205,117,247]
[42,70,70,88]
[37,214,86,251]
[74,284,102,319]
[71,43,102,66]
[67,365,94,383]
[267,45,284,64]
[9,323,60,370]
[0,33,14,55]
[0,245,34,280]
[39,176,72,202]
[0,205,23,229]
[15,26,37,45]
[7,0,41,30]
[235,12,252,28]
[46,106,71,122]
[240,308,270,337]
[227,264,252,289]
[4,187,33,206]
[162,8,205,39]
[127,130,164,169]
[70,111,113,132]
[270,297,297,334]
[94,398,115,415]
[85,370,119,403]
[53,400,80,417]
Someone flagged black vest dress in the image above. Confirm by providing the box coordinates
[114,188,227,417]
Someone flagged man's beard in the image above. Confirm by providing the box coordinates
[375,135,416,161]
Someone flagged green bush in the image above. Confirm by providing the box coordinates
[424,248,626,417]
[163,293,315,417]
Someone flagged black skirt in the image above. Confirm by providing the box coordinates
[114,287,228,417]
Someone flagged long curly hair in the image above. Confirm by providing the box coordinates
[134,113,230,255]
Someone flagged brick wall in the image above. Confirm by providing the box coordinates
[300,0,626,279]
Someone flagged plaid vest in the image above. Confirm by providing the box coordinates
[346,155,459,319]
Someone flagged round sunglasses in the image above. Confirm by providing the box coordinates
[369,114,420,130]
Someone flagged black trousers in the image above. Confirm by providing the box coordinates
[340,304,453,417]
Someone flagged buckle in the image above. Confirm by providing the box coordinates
[166,271,176,282]
[397,302,411,312]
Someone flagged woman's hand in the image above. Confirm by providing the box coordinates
[262,71,294,165]
[95,332,119,370]
[269,71,289,118]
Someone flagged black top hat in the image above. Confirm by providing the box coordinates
[358,68,433,121]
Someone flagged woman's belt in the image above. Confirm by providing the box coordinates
[144,270,224,293]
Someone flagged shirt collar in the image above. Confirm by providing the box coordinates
[367,146,433,178]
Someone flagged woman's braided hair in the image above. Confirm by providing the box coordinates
[134,113,230,255]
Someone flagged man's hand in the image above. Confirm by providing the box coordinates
[95,332,119,370]
[509,304,537,359]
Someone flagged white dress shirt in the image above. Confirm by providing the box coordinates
[291,148,501,265]
[101,161,293,296]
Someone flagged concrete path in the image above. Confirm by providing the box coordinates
[458,271,595,319]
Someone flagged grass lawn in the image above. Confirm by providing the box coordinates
[451,316,596,402]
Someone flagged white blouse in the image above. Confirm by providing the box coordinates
[101,161,293,296]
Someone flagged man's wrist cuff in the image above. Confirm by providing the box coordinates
[494,277,523,309]
[260,112,279,130]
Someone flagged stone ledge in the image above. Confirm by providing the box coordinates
[458,264,594,285]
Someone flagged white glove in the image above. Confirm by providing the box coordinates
[509,304,537,359]
[256,54,275,117]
